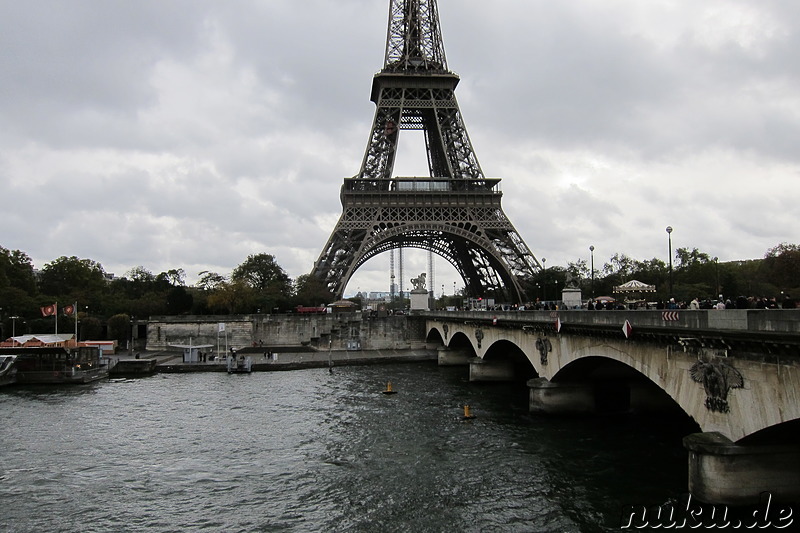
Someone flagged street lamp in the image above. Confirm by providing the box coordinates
[10,316,20,341]
[541,257,547,301]
[666,226,673,296]
[589,245,595,298]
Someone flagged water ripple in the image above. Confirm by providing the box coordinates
[1,363,690,532]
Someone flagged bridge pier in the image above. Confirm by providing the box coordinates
[684,432,800,505]
[527,378,597,414]
[437,347,472,366]
[469,357,516,382]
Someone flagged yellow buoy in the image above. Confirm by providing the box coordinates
[461,404,476,420]
[382,381,397,395]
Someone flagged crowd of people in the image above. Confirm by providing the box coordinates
[585,294,797,310]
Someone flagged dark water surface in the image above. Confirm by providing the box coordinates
[0,362,691,532]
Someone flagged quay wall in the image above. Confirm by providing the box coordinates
[146,313,428,353]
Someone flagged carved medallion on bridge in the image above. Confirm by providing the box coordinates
[535,337,552,366]
[689,358,744,413]
[442,323,449,340]
[475,329,484,349]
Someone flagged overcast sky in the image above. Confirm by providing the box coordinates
[2,0,798,297]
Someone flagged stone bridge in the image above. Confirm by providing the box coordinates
[424,309,800,504]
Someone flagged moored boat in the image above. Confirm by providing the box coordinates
[0,354,17,386]
[1,346,108,384]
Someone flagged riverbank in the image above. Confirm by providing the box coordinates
[137,348,438,373]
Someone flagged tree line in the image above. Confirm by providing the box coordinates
[0,249,333,342]
[518,243,800,308]
[2,243,798,342]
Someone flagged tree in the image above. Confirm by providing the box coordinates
[196,271,226,291]
[0,247,36,295]
[166,286,193,314]
[232,254,291,292]
[156,268,186,288]
[293,274,334,307]
[206,280,255,314]
[107,313,131,345]
[231,254,293,312]
[674,247,711,269]
[80,316,103,341]
[39,256,107,302]
[762,243,800,292]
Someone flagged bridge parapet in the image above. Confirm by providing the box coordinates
[425,309,800,357]
[425,309,800,333]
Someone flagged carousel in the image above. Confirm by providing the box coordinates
[612,279,656,308]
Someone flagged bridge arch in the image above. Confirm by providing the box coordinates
[425,327,445,346]
[482,339,538,382]
[552,356,699,421]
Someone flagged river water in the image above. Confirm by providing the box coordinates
[0,362,693,532]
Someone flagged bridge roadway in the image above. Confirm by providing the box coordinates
[422,308,800,505]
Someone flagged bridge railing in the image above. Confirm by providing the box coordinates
[422,309,800,334]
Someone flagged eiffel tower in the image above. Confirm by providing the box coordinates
[311,0,540,303]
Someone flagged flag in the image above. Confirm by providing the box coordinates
[218,323,226,332]
[41,303,57,317]
[622,320,633,339]
[63,304,75,316]
[555,317,562,333]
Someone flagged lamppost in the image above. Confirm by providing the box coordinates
[713,257,720,298]
[10,316,20,341]
[666,226,673,296]
[541,257,547,301]
[589,245,595,298]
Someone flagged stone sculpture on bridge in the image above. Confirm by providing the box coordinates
[690,358,744,413]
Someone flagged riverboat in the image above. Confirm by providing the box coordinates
[0,346,108,384]
[0,354,17,386]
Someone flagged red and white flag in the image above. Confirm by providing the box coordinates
[555,317,562,333]
[622,319,633,339]
[63,304,76,316]
[41,303,57,317]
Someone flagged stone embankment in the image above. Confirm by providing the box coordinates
[147,348,437,373]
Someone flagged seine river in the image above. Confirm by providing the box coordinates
[0,362,694,532]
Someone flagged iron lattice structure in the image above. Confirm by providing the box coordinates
[311,0,540,302]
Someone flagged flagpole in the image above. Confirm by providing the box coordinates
[55,301,58,336]
[74,301,78,343]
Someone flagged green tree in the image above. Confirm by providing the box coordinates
[0,246,36,295]
[80,316,103,341]
[196,271,226,291]
[231,254,292,312]
[166,286,193,314]
[207,280,255,314]
[107,313,131,345]
[293,274,334,307]
[39,256,106,300]
[232,254,291,292]
[762,243,800,292]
